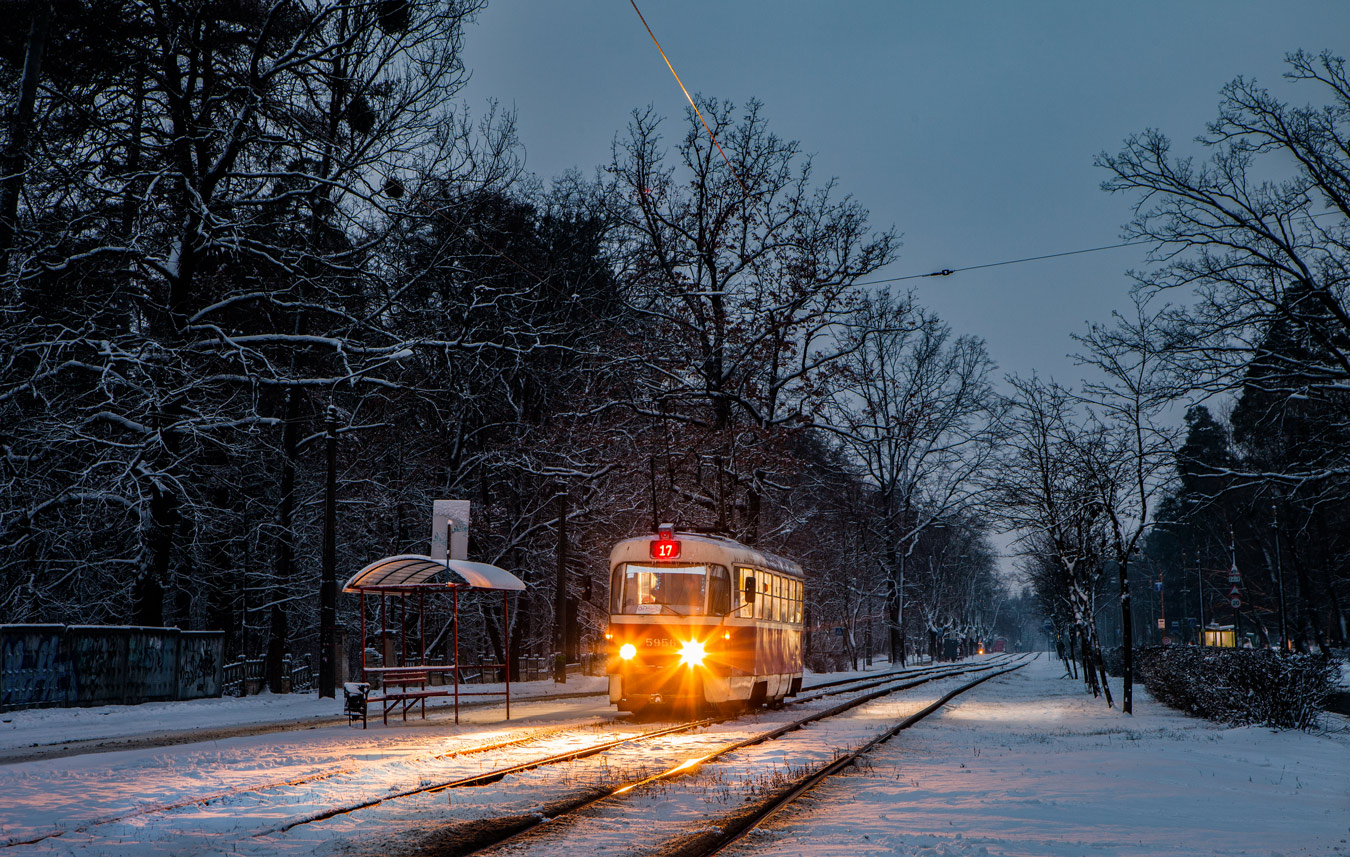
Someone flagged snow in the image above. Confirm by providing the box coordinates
[0,658,1345,856]
[741,657,1350,857]
[0,675,608,754]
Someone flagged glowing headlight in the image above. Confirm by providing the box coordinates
[679,639,706,667]
[619,643,637,660]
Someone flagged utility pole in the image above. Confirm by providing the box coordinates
[319,405,338,698]
[1271,503,1288,652]
[1195,553,1205,647]
[553,485,568,683]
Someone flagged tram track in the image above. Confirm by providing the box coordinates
[0,718,617,849]
[660,654,1034,857]
[386,655,1021,857]
[254,661,997,840]
[0,659,1012,852]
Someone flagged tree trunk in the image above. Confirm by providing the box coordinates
[1118,558,1134,713]
[0,0,50,273]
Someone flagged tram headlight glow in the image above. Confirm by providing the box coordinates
[679,639,706,667]
[619,643,637,660]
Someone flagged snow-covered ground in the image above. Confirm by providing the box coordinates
[740,657,1350,857]
[0,657,1345,857]
[0,674,609,755]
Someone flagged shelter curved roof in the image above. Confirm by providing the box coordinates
[342,555,525,592]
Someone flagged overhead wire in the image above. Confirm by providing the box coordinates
[628,0,751,198]
[855,239,1154,287]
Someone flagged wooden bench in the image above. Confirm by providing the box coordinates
[368,670,453,724]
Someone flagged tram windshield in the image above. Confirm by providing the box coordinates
[612,563,726,615]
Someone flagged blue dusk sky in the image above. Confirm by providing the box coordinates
[460,1,1350,387]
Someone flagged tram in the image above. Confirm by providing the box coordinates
[605,525,804,714]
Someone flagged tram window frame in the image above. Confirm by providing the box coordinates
[709,565,731,615]
[612,563,719,615]
[771,574,782,621]
[736,567,756,616]
[793,579,803,622]
[610,566,624,614]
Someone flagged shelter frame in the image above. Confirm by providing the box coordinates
[344,555,525,724]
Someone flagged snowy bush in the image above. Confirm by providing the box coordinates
[1135,646,1340,730]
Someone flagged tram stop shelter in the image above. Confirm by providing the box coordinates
[343,554,525,726]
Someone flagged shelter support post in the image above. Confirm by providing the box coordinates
[453,586,460,724]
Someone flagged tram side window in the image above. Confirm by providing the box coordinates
[737,567,756,616]
[770,574,781,621]
[709,565,731,615]
[610,566,624,614]
[793,579,803,623]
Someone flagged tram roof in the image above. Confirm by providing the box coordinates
[342,555,526,593]
[609,531,803,577]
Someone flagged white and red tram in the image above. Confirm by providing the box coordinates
[605,525,804,714]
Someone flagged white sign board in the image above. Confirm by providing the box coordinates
[431,500,470,561]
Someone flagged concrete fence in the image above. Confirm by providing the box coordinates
[0,625,225,711]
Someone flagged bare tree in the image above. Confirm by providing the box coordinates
[607,96,896,541]
[994,376,1115,705]
[1073,293,1181,712]
[1097,49,1350,650]
[822,292,1003,665]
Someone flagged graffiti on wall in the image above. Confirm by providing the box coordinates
[0,626,224,711]
[0,626,72,708]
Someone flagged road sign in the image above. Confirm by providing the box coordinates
[1229,585,1241,598]
[1230,597,1241,609]
[1228,572,1241,583]
[1153,580,1163,592]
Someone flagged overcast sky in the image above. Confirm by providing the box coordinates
[459,1,1350,389]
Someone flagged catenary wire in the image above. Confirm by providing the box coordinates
[855,239,1154,287]
[629,0,752,198]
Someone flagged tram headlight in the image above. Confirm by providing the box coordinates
[619,643,637,660]
[679,639,706,667]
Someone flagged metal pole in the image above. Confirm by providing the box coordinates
[554,485,568,684]
[1159,574,1166,643]
[319,405,338,698]
[504,590,511,721]
[1272,503,1288,652]
[453,586,460,725]
[359,592,366,683]
[650,456,659,532]
[1196,555,1204,646]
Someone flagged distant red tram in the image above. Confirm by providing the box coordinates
[605,527,804,714]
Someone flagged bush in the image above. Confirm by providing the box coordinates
[1135,646,1340,730]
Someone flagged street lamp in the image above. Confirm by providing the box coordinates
[1271,503,1288,652]
[319,404,338,699]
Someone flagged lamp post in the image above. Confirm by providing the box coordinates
[319,404,338,698]
[1271,503,1288,652]
[553,484,568,683]
[1194,553,1204,646]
